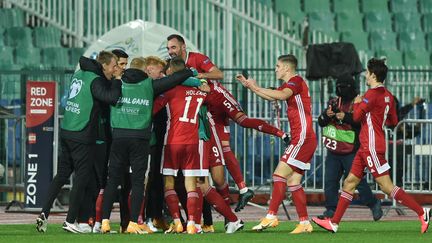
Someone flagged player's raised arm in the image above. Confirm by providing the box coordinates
[235,74,292,101]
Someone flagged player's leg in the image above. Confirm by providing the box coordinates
[233,112,286,139]
[375,175,430,233]
[164,175,183,233]
[184,176,199,234]
[321,152,344,219]
[211,165,230,206]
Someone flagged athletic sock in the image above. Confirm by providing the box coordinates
[223,147,246,190]
[268,174,287,215]
[95,189,104,223]
[331,191,353,224]
[216,182,231,207]
[391,186,424,216]
[204,187,238,222]
[164,189,181,219]
[288,185,309,221]
[237,115,284,138]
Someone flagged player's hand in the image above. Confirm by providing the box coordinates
[198,83,210,93]
[326,106,335,117]
[354,94,363,104]
[235,74,248,85]
[197,73,205,79]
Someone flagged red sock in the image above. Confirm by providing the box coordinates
[164,189,180,219]
[195,190,203,224]
[138,194,145,224]
[95,189,104,223]
[237,115,284,138]
[268,174,287,215]
[187,191,199,222]
[391,186,423,216]
[288,185,308,221]
[331,191,353,224]
[223,147,246,190]
[204,187,238,222]
[216,182,231,207]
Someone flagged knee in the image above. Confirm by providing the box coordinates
[342,177,358,192]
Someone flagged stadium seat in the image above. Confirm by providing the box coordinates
[69,48,85,67]
[398,32,426,51]
[0,8,25,28]
[42,47,71,69]
[403,50,431,66]
[419,0,432,13]
[369,31,398,51]
[336,12,364,32]
[393,12,422,32]
[427,33,432,49]
[304,0,331,13]
[376,49,404,67]
[422,13,432,32]
[275,0,305,23]
[390,0,419,13]
[0,28,4,47]
[333,0,360,13]
[15,47,42,69]
[5,27,32,48]
[34,27,62,48]
[308,12,335,31]
[361,0,389,13]
[0,46,14,69]
[364,12,392,32]
[340,31,369,50]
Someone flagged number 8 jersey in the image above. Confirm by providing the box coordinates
[153,85,207,145]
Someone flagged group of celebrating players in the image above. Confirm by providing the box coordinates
[35,33,430,235]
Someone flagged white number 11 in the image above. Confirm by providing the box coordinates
[179,96,203,124]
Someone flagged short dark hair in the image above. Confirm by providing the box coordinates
[367,58,387,83]
[167,34,185,44]
[278,54,297,69]
[111,49,129,59]
[168,56,186,73]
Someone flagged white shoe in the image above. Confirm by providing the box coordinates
[146,219,158,232]
[78,223,92,233]
[225,219,244,233]
[92,222,101,233]
[195,224,203,234]
[62,221,83,233]
[36,213,48,233]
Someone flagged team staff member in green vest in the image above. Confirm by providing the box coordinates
[317,76,382,221]
[100,57,198,234]
[36,51,122,233]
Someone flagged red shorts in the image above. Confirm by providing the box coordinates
[280,138,317,174]
[161,142,208,177]
[350,150,390,178]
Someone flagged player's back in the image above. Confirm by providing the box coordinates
[164,85,207,145]
[358,86,397,153]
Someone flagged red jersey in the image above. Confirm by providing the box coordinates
[206,80,243,126]
[353,86,398,153]
[185,52,215,73]
[153,86,207,145]
[278,75,316,143]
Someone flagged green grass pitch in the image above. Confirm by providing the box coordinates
[0,221,430,243]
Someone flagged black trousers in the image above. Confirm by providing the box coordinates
[41,138,95,223]
[324,151,377,211]
[102,138,149,222]
[145,145,164,219]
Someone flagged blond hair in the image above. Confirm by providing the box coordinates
[130,57,146,69]
[96,51,117,65]
[143,56,166,68]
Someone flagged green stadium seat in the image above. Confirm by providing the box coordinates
[42,47,71,69]
[403,50,431,66]
[308,12,335,31]
[427,33,432,49]
[5,27,32,48]
[275,0,305,23]
[340,31,369,50]
[422,13,432,32]
[1,80,21,99]
[0,8,25,28]
[333,0,360,13]
[419,0,432,13]
[304,0,331,13]
[376,49,404,67]
[69,48,85,67]
[34,27,62,48]
[398,32,426,51]
[15,47,42,69]
[336,12,364,32]
[0,46,14,69]
[0,28,4,47]
[390,0,419,13]
[361,0,389,13]
[364,12,392,32]
[369,31,398,51]
[393,12,422,32]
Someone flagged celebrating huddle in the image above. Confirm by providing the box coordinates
[35,34,431,235]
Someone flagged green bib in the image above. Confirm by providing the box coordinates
[111,78,154,130]
[322,124,355,144]
[61,71,98,131]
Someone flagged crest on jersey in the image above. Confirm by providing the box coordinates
[68,78,83,99]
